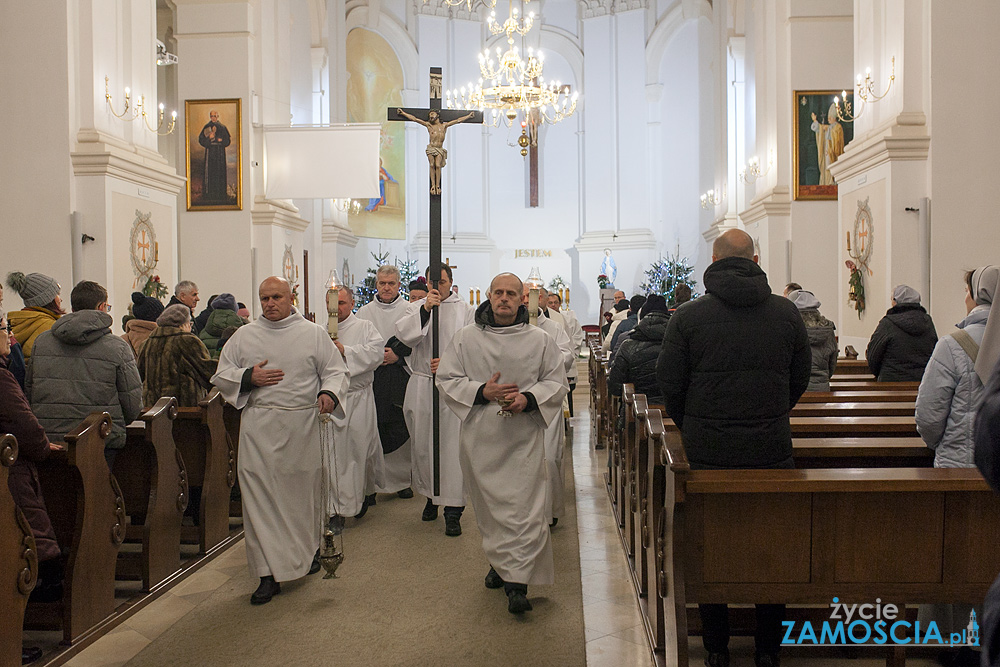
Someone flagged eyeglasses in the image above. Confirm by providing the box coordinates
[3,323,10,334]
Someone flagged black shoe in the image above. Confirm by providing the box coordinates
[250,576,280,605]
[485,566,504,589]
[22,646,43,664]
[445,514,462,536]
[506,588,532,614]
[309,550,321,575]
[366,493,376,506]
[705,651,730,667]
[355,495,373,519]
[422,499,438,521]
[754,653,778,667]
[549,518,558,528]
[397,487,414,499]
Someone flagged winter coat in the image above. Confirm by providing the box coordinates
[866,303,938,382]
[800,310,838,392]
[602,310,629,353]
[915,305,990,468]
[655,257,811,468]
[9,307,61,357]
[1,366,61,561]
[26,310,143,451]
[138,326,218,408]
[192,306,213,336]
[975,357,1000,666]
[121,318,157,359]
[198,308,245,359]
[608,311,670,402]
[4,340,26,390]
[609,314,638,357]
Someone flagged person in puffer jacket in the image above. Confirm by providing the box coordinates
[866,284,937,381]
[608,295,670,402]
[786,289,838,391]
[916,266,998,468]
[26,280,143,468]
[198,293,244,359]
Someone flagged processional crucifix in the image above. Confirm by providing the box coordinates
[387,67,483,496]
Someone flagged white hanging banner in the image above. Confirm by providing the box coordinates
[263,124,381,199]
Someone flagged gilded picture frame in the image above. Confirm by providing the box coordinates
[185,98,242,211]
[793,90,854,201]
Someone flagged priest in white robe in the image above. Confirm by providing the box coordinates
[356,265,414,498]
[548,291,584,416]
[524,284,575,527]
[212,277,347,605]
[329,286,385,520]
[437,273,568,613]
[395,265,474,536]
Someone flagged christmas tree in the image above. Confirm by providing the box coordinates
[639,251,700,307]
[353,247,421,310]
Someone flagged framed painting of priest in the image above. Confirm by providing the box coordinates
[185,98,242,211]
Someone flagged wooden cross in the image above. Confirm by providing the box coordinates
[525,84,573,208]
[444,257,458,270]
[137,230,150,262]
[387,67,481,496]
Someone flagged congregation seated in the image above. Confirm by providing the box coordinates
[121,291,164,358]
[607,294,646,357]
[608,295,669,402]
[137,304,218,408]
[0,310,63,605]
[786,289,838,391]
[917,267,997,469]
[26,280,142,468]
[198,293,245,359]
[866,284,937,381]
[5,271,64,358]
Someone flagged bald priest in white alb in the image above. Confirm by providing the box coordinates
[436,273,568,614]
[212,277,348,606]
[329,286,385,520]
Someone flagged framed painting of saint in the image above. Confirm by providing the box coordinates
[793,90,854,201]
[185,98,242,210]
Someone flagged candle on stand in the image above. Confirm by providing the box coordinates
[469,288,474,305]
[326,269,341,340]
[846,231,851,253]
[526,267,543,326]
[475,288,481,305]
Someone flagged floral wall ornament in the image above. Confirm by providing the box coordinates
[130,209,158,288]
[845,197,874,318]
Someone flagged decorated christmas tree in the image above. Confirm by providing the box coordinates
[639,251,700,307]
[353,247,422,310]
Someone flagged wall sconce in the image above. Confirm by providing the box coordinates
[835,56,895,123]
[105,76,177,135]
[700,188,724,209]
[739,152,773,184]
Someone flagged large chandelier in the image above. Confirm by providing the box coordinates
[445,0,578,129]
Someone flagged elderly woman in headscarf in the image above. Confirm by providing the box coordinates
[137,304,218,408]
[916,266,999,469]
[787,289,839,392]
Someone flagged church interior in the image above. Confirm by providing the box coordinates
[2,0,999,665]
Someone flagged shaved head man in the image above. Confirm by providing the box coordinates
[712,228,757,263]
[490,273,523,325]
[656,227,810,665]
[212,275,348,605]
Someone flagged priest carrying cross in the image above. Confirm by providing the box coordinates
[388,67,482,529]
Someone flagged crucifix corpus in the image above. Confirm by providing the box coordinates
[387,67,482,496]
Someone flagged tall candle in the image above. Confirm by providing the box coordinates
[528,288,539,326]
[326,289,338,340]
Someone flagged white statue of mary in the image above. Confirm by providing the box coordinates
[601,248,617,287]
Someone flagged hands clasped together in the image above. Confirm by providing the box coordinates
[483,372,527,413]
[251,359,336,414]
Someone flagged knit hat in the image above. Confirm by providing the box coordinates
[408,277,428,293]
[629,295,647,314]
[614,299,630,313]
[892,284,921,305]
[639,294,669,317]
[131,291,165,322]
[787,289,822,311]
[211,293,238,312]
[6,271,59,308]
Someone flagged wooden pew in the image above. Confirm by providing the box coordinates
[173,390,234,554]
[790,401,916,417]
[798,390,916,403]
[834,358,870,375]
[222,400,242,518]
[651,419,1000,666]
[25,413,124,645]
[792,437,933,468]
[113,398,186,592]
[611,383,636,530]
[829,380,919,392]
[1,434,37,667]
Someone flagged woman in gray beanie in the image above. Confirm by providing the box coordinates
[787,289,839,391]
[5,271,64,358]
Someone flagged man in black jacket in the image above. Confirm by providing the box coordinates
[655,228,810,667]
